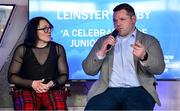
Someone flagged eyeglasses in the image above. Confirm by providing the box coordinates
[37,26,53,33]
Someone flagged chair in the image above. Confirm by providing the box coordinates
[9,83,71,110]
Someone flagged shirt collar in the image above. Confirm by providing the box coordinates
[132,29,137,38]
[117,29,137,40]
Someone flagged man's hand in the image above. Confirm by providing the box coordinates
[131,40,146,60]
[97,35,116,57]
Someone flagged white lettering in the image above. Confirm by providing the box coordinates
[71,29,112,37]
[57,10,109,20]
[62,29,69,37]
[70,39,97,47]
[136,10,151,19]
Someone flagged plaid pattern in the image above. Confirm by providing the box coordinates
[13,89,67,110]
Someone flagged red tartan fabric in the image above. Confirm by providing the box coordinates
[13,89,67,110]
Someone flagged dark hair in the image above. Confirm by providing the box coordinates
[113,3,135,17]
[24,16,53,47]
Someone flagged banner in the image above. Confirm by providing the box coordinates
[29,0,180,80]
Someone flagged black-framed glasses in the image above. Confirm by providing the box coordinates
[37,26,53,33]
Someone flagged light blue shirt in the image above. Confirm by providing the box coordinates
[109,30,141,87]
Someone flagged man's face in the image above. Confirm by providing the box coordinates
[113,9,136,37]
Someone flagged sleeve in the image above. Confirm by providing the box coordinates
[53,44,69,87]
[82,37,106,75]
[8,45,33,88]
[139,37,165,75]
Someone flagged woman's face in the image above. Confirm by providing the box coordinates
[36,19,52,43]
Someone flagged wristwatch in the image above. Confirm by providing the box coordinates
[140,52,148,61]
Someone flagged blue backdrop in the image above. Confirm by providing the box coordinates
[29,0,180,80]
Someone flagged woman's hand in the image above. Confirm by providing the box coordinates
[47,80,54,88]
[32,79,50,93]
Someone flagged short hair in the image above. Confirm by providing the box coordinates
[113,3,135,16]
[24,16,53,47]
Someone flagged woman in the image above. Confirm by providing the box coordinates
[8,16,69,110]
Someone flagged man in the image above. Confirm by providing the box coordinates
[82,3,165,110]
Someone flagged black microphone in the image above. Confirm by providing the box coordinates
[107,29,118,50]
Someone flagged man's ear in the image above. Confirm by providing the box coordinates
[132,15,136,24]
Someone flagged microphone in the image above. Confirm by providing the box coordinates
[107,29,118,50]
